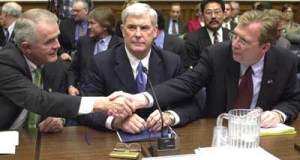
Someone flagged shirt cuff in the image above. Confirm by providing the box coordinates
[165,110,180,126]
[78,97,95,115]
[105,116,114,130]
[142,92,154,108]
[273,109,287,123]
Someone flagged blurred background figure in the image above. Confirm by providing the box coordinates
[187,2,203,33]
[252,1,261,10]
[256,2,273,11]
[222,2,236,31]
[164,3,187,37]
[282,3,300,50]
[230,1,240,23]
[0,9,7,48]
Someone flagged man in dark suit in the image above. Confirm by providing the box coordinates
[183,0,230,68]
[68,7,123,96]
[79,3,199,134]
[154,8,186,63]
[58,0,89,65]
[111,10,300,128]
[0,9,134,130]
[223,2,237,31]
[164,3,187,37]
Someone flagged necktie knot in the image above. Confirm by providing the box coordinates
[136,61,146,92]
[172,20,178,35]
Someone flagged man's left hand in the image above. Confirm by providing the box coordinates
[261,111,281,128]
[38,117,64,133]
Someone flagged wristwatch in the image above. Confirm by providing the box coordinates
[166,112,175,125]
[273,110,284,123]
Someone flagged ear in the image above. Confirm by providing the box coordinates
[20,42,32,55]
[260,43,271,55]
[153,25,158,38]
[120,24,125,37]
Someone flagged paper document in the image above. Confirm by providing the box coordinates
[260,123,296,136]
[0,131,19,154]
[142,154,200,160]
[194,147,279,160]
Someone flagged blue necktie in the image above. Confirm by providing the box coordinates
[136,62,146,92]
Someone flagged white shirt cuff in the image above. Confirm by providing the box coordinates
[105,116,114,130]
[165,110,180,126]
[142,92,154,108]
[78,97,95,115]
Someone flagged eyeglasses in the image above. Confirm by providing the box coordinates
[228,31,260,46]
[114,142,141,152]
[71,8,85,13]
[204,9,222,16]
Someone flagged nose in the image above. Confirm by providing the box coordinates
[135,28,141,37]
[231,37,239,48]
[54,38,60,49]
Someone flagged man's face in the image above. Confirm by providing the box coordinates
[88,18,106,38]
[224,4,232,20]
[72,2,88,22]
[170,5,181,21]
[1,11,8,28]
[231,3,239,18]
[231,23,269,66]
[283,7,294,21]
[27,22,60,66]
[203,2,224,31]
[121,14,157,59]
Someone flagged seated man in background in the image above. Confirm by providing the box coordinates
[78,3,200,134]
[164,3,187,37]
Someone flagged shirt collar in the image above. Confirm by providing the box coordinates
[240,55,265,77]
[7,21,15,35]
[125,46,150,73]
[154,31,165,49]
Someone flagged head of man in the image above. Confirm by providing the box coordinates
[282,4,295,22]
[121,3,157,59]
[231,10,277,66]
[155,8,164,31]
[230,1,239,18]
[252,2,260,10]
[224,2,232,21]
[122,0,140,10]
[264,9,285,40]
[88,7,115,39]
[256,2,273,11]
[170,3,181,21]
[1,2,22,28]
[201,0,225,31]
[14,9,60,66]
[71,0,89,22]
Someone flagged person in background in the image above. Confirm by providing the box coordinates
[78,3,200,134]
[52,0,93,19]
[230,1,240,23]
[0,9,7,48]
[222,2,237,31]
[252,2,261,10]
[187,2,203,33]
[110,10,300,128]
[0,8,134,130]
[281,3,300,49]
[164,3,187,37]
[256,2,273,11]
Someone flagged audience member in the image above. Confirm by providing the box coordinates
[78,3,200,133]
[52,0,93,19]
[0,9,7,48]
[252,2,261,10]
[187,2,203,33]
[164,3,187,37]
[256,2,273,11]
[282,3,300,49]
[230,1,240,23]
[222,2,237,31]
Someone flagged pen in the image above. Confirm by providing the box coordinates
[85,132,91,145]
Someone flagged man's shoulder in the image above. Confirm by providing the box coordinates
[184,27,207,40]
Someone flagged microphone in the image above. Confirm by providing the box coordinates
[142,67,176,154]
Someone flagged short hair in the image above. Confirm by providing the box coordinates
[122,0,139,10]
[201,0,225,13]
[238,10,277,44]
[2,2,22,18]
[154,8,164,30]
[264,9,284,22]
[230,1,239,8]
[256,2,273,11]
[74,0,89,10]
[121,3,157,27]
[14,9,58,46]
[88,7,115,34]
[281,3,295,13]
[195,2,202,13]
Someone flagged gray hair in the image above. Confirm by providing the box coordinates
[74,0,89,9]
[121,3,157,27]
[14,9,58,46]
[2,2,22,18]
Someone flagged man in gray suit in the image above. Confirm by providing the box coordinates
[164,3,187,37]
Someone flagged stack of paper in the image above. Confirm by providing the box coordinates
[0,131,19,154]
[260,124,297,136]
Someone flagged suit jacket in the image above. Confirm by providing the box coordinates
[275,37,291,49]
[147,41,300,124]
[187,19,201,33]
[67,34,123,88]
[183,27,230,67]
[0,27,6,47]
[78,43,200,130]
[163,34,186,55]
[0,44,81,129]
[164,17,187,36]
[285,21,300,44]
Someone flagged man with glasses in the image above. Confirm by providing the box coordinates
[110,10,300,128]
[183,0,230,68]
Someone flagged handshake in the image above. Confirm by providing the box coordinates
[93,91,149,119]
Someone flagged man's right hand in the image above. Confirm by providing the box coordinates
[112,114,147,134]
[68,85,80,96]
[60,53,72,61]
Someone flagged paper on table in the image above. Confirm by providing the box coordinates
[260,123,296,136]
[0,131,19,154]
[194,147,279,160]
[142,154,200,160]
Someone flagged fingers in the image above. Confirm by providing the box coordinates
[261,111,280,128]
[68,86,79,96]
[38,117,63,133]
[121,115,147,134]
[60,53,72,61]
[147,110,168,132]
[108,91,126,101]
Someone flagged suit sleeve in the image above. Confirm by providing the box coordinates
[183,33,200,67]
[67,38,82,88]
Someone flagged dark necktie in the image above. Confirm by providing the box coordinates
[213,31,219,44]
[28,67,42,128]
[5,31,10,43]
[136,61,146,92]
[79,23,85,36]
[172,20,178,35]
[233,67,253,109]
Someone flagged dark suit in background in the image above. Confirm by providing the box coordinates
[0,27,6,47]
[183,27,230,67]
[0,44,80,129]
[146,41,300,124]
[78,43,200,130]
[67,34,122,89]
[58,18,77,56]
[164,17,187,36]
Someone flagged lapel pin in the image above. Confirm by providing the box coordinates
[48,88,52,93]
[267,80,273,84]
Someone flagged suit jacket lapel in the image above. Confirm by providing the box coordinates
[163,34,173,51]
[114,46,138,93]
[201,28,213,48]
[147,48,163,87]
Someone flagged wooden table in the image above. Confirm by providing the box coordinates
[0,129,38,160]
[37,118,300,160]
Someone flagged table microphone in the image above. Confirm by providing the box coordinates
[142,67,175,151]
